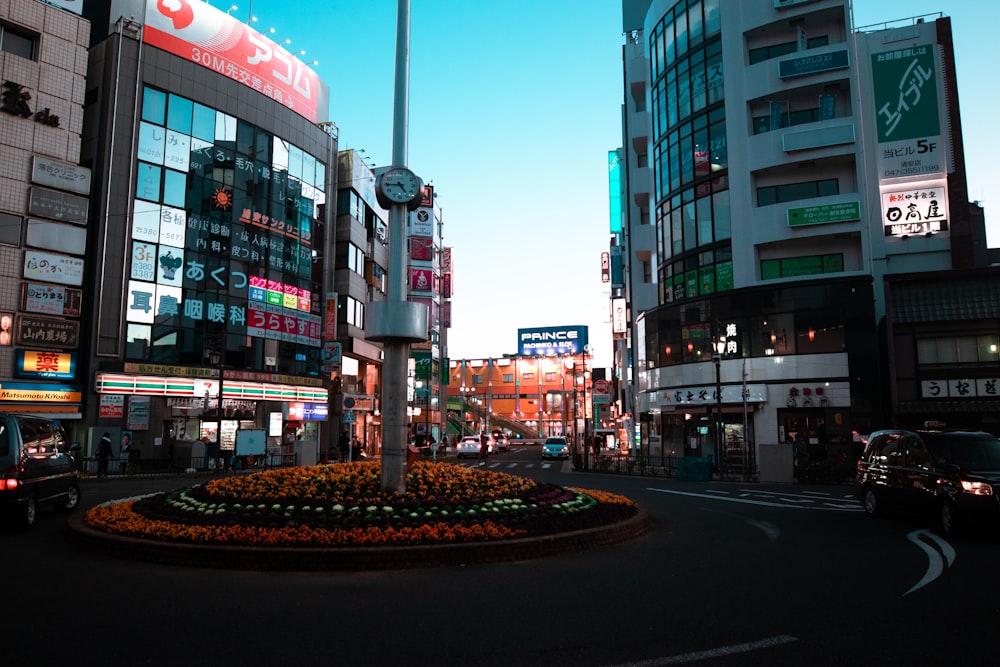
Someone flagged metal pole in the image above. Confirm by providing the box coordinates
[377,0,418,494]
[713,352,722,479]
[743,357,750,480]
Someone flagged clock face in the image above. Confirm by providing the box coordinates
[380,167,420,203]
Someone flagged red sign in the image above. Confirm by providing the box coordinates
[410,237,433,261]
[99,394,124,419]
[593,380,610,395]
[143,0,323,123]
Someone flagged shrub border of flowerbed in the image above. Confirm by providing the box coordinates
[66,505,649,571]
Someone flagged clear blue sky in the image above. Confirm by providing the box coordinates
[220,0,998,369]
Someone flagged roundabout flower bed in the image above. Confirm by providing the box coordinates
[81,461,640,551]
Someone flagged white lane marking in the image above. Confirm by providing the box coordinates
[746,518,781,541]
[507,463,518,468]
[605,634,798,666]
[647,487,862,511]
[904,529,956,596]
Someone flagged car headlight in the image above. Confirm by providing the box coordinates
[960,480,994,496]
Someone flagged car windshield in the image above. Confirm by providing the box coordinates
[928,433,1000,469]
[545,439,566,445]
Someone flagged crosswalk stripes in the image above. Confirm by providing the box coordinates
[454,461,554,470]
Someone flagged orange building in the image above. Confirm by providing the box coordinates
[447,354,592,443]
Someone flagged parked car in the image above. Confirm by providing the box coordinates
[541,436,570,460]
[856,427,1000,537]
[456,435,494,458]
[0,414,81,529]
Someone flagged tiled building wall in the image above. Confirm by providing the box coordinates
[0,0,90,380]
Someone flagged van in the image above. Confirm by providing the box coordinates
[0,414,81,529]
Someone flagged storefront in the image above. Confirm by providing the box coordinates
[95,367,327,469]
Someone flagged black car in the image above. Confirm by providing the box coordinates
[856,428,1000,537]
[0,415,80,529]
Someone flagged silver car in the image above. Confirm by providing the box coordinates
[456,436,494,458]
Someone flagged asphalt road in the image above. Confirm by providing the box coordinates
[3,447,998,666]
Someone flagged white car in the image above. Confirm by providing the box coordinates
[456,436,494,458]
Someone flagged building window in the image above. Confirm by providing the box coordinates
[0,21,38,60]
[760,254,845,280]
[753,107,821,135]
[756,179,839,207]
[347,243,365,275]
[917,336,1000,365]
[0,212,22,246]
[345,296,365,328]
[748,36,829,65]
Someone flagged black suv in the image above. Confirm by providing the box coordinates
[856,428,1000,537]
[0,415,80,529]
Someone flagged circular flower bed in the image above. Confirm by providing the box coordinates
[82,461,638,548]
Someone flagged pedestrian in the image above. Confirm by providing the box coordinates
[351,438,364,460]
[96,432,113,477]
[119,432,132,474]
[337,431,350,462]
[793,433,809,479]
[478,431,490,466]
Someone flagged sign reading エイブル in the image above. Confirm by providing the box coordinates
[871,43,946,180]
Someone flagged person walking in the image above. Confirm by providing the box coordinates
[337,431,350,462]
[96,432,113,477]
[478,431,490,467]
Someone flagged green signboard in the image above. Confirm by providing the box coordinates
[779,49,849,79]
[787,201,861,227]
[871,46,939,143]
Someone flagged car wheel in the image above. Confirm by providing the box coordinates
[18,494,38,530]
[940,500,960,538]
[862,486,882,517]
[57,483,81,512]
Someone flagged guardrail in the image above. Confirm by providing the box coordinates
[76,454,297,477]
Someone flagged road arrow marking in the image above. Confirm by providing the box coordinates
[904,529,956,596]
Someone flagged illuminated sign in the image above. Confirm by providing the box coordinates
[517,325,589,356]
[880,181,949,236]
[0,383,82,403]
[143,0,323,123]
[15,350,76,379]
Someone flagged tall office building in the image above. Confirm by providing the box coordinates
[77,0,337,465]
[619,0,987,480]
[0,0,90,423]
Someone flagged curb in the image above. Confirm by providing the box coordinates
[66,507,650,572]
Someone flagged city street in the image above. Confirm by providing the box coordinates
[2,452,998,666]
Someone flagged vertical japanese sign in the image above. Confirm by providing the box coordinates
[871,44,945,180]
